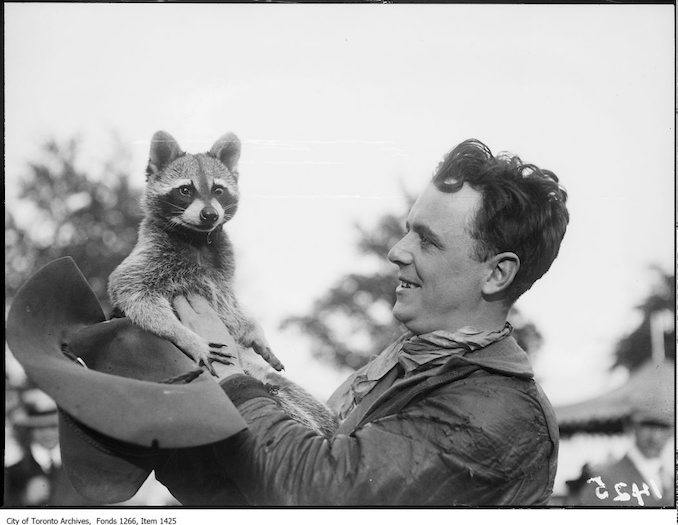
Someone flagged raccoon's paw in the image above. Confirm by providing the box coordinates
[241,329,284,372]
[190,341,236,377]
[252,340,285,373]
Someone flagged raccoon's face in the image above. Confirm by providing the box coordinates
[146,154,239,232]
[143,131,242,233]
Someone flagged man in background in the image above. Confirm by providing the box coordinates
[575,409,674,507]
[4,389,92,506]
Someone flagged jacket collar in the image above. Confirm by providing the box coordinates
[451,336,534,379]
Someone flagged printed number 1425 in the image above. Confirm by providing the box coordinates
[587,476,660,506]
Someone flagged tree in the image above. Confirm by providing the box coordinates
[4,136,181,506]
[281,197,543,371]
[5,136,142,313]
[612,265,675,371]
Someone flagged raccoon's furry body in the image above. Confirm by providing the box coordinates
[108,131,337,438]
[109,219,253,348]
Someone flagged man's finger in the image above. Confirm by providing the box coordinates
[185,294,216,316]
[173,295,196,322]
[174,295,237,348]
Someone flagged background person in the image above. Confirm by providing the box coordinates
[573,409,674,507]
[4,389,94,506]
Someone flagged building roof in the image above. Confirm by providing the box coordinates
[554,359,675,436]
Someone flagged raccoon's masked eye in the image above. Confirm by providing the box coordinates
[213,186,225,196]
[178,185,192,196]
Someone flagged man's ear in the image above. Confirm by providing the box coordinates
[482,252,520,297]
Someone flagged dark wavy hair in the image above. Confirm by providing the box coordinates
[432,139,569,304]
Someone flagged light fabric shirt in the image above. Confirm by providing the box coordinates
[627,445,669,498]
[30,443,61,472]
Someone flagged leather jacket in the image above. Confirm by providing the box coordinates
[156,336,559,506]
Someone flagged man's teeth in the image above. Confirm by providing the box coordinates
[400,280,419,289]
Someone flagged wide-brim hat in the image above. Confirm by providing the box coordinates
[6,257,247,503]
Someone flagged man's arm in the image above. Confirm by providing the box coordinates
[169,295,555,506]
[212,372,554,506]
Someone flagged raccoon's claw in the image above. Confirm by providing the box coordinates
[269,354,285,372]
[191,346,217,377]
[198,355,218,377]
[188,342,237,377]
[209,348,235,365]
[254,344,284,372]
[243,324,284,372]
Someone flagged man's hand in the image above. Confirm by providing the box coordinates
[173,295,246,381]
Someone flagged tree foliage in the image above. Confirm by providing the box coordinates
[5,137,142,313]
[612,266,675,371]
[281,196,544,371]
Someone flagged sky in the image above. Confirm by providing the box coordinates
[5,3,675,408]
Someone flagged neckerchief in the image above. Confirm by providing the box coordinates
[331,322,513,420]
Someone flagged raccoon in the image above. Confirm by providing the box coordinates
[108,131,337,437]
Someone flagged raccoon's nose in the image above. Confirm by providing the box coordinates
[200,206,219,224]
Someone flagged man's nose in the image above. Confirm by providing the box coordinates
[387,236,413,266]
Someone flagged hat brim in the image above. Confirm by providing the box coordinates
[630,410,674,428]
[13,411,59,428]
[7,257,246,447]
[6,257,248,503]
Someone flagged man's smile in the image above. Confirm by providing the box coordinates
[397,276,421,290]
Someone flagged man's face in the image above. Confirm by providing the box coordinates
[387,183,489,334]
[32,426,59,450]
[634,422,673,459]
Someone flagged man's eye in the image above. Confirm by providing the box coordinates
[179,186,192,196]
[419,234,438,248]
[213,187,224,196]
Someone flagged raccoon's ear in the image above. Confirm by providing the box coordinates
[147,131,184,179]
[209,133,241,173]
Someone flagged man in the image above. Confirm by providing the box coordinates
[575,411,674,507]
[162,138,570,506]
[4,389,94,506]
